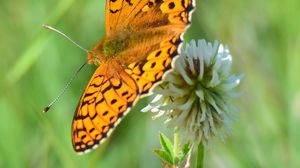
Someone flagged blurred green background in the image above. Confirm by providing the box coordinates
[0,0,299,167]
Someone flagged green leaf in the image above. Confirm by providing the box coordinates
[159,133,174,158]
[179,143,191,161]
[154,149,174,165]
[174,156,179,165]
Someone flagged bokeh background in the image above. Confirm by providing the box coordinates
[0,0,299,167]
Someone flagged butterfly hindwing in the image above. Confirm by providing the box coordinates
[72,63,139,153]
[125,34,181,94]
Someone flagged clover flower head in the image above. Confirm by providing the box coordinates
[142,39,243,147]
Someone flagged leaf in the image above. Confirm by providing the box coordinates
[174,156,179,166]
[179,142,191,161]
[154,149,174,165]
[159,133,174,159]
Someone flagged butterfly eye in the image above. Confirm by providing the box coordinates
[87,51,95,63]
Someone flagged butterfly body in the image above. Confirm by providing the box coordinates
[72,0,195,154]
[88,26,179,67]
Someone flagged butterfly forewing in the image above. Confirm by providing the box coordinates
[72,63,138,153]
[106,0,149,34]
[105,0,194,33]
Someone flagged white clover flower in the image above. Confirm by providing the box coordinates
[142,39,243,147]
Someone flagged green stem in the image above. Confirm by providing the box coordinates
[173,127,179,167]
[196,143,204,168]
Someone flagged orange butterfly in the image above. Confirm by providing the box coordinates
[70,0,195,154]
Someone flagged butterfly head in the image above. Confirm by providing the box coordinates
[87,51,101,65]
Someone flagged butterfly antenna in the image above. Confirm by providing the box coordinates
[43,62,87,113]
[42,24,88,53]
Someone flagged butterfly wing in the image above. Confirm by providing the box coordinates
[72,63,139,154]
[123,0,195,94]
[105,0,149,34]
[105,0,195,33]
[125,36,181,94]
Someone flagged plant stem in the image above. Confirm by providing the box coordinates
[196,143,204,168]
[173,127,179,167]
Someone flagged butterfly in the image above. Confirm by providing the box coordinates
[72,0,195,154]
